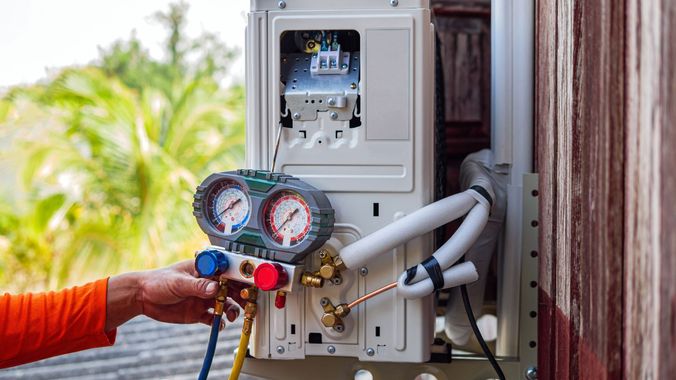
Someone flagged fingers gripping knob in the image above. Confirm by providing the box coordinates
[195,250,229,277]
[253,262,289,291]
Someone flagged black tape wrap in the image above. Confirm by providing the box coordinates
[469,185,493,206]
[404,257,445,291]
[421,256,445,291]
[404,265,417,285]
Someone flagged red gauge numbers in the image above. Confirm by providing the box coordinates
[265,191,312,247]
[206,181,250,236]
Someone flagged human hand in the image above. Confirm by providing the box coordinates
[105,260,245,332]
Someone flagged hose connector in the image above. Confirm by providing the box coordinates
[213,280,228,316]
[240,287,258,336]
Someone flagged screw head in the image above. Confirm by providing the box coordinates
[327,97,336,106]
[525,366,537,380]
[389,0,399,6]
[341,63,348,69]
[350,82,357,89]
[320,297,330,306]
[334,323,345,333]
[278,1,286,9]
[276,345,285,354]
[327,345,336,354]
[330,112,338,120]
[292,112,301,120]
[359,267,368,276]
[331,276,343,285]
[366,347,375,356]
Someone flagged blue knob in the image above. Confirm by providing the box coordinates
[195,250,229,277]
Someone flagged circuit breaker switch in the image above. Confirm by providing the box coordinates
[253,263,288,291]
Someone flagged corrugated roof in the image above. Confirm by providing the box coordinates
[0,316,261,380]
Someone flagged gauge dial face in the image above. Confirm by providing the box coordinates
[205,180,250,235]
[264,191,312,248]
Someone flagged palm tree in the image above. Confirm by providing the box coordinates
[0,2,244,291]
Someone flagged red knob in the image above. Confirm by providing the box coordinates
[253,262,288,291]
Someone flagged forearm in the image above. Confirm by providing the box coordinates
[105,272,144,332]
[0,279,115,368]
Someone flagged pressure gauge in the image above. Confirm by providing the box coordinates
[205,179,250,235]
[263,191,312,247]
[193,170,334,263]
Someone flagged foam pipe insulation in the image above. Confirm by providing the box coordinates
[445,149,507,346]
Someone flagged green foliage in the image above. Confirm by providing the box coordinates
[0,2,244,291]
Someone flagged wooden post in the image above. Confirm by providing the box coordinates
[536,0,675,378]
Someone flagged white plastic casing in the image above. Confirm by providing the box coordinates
[245,1,435,363]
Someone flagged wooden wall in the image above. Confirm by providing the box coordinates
[536,0,675,378]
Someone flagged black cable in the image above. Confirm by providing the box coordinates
[460,283,505,380]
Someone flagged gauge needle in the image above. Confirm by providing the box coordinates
[217,198,241,218]
[278,208,299,231]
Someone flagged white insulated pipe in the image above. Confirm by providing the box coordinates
[396,261,479,299]
[338,191,477,270]
[402,203,490,285]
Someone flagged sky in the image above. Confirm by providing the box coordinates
[0,0,249,88]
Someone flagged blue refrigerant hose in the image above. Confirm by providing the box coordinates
[198,314,222,380]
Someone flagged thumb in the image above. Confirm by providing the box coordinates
[175,277,219,299]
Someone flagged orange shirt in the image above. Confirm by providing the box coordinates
[0,278,116,368]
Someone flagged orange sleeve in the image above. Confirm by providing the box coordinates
[0,278,116,368]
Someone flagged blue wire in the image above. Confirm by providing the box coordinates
[198,314,222,380]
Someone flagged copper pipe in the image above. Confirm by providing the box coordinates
[347,281,397,310]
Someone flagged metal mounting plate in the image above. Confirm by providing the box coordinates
[281,52,360,121]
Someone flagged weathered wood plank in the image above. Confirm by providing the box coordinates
[537,0,627,378]
[535,0,557,378]
[624,0,675,378]
[538,0,676,377]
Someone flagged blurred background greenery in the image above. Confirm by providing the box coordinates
[0,2,245,292]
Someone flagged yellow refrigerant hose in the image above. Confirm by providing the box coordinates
[229,287,258,380]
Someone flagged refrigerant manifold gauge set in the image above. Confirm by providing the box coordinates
[193,169,335,264]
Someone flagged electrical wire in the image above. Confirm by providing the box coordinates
[198,314,222,380]
[347,281,397,309]
[460,283,505,380]
[271,122,283,172]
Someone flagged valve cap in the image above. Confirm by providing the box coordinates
[195,250,229,277]
[253,262,288,291]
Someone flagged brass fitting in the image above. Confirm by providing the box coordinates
[332,255,347,271]
[241,286,258,336]
[321,313,338,328]
[240,287,258,302]
[213,280,228,316]
[301,272,324,288]
[318,250,343,281]
[319,297,350,332]
[319,264,336,280]
[334,303,350,318]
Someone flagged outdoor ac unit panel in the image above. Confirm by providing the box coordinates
[245,0,436,363]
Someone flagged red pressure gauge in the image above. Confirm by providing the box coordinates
[253,262,289,291]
